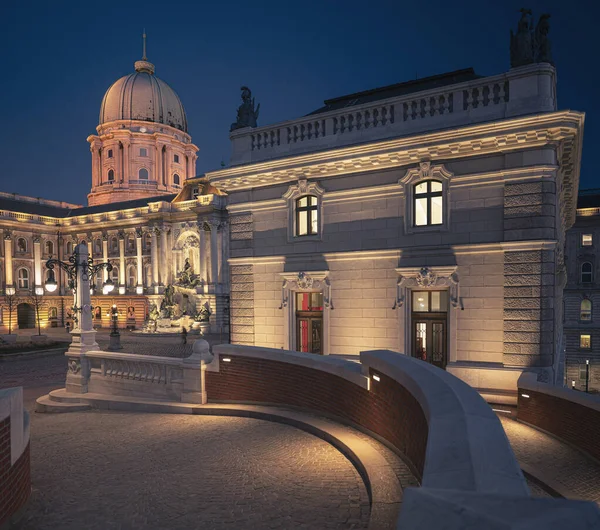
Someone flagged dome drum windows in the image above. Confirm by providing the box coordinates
[139,168,149,180]
[107,169,115,182]
[174,154,180,164]
[139,148,148,157]
[107,149,113,159]
[173,173,180,186]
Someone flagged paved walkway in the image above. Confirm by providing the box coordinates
[500,416,600,504]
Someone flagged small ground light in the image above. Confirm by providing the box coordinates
[222,358,231,362]
[372,374,381,382]
[521,393,530,398]
[572,380,576,389]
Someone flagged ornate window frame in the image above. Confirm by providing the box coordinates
[278,271,333,355]
[392,266,460,365]
[283,178,325,243]
[17,267,30,290]
[400,161,452,235]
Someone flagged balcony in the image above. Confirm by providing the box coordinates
[229,63,556,166]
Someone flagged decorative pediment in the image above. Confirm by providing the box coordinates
[278,271,333,310]
[282,178,324,201]
[393,266,461,310]
[399,161,453,187]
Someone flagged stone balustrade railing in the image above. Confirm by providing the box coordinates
[229,63,556,166]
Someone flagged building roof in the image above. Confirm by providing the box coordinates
[577,189,600,209]
[307,68,482,116]
[99,58,187,132]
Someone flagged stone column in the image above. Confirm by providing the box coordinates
[102,234,109,282]
[160,227,169,286]
[192,155,198,177]
[136,228,143,292]
[208,220,219,287]
[123,141,130,182]
[198,223,207,282]
[4,233,13,289]
[91,145,99,187]
[33,236,42,290]
[156,144,163,186]
[151,228,159,293]
[118,232,125,294]
[65,243,98,394]
[165,146,172,187]
[221,221,229,287]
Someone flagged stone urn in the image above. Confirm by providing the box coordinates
[199,322,211,335]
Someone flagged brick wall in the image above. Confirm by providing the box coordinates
[0,417,31,526]
[206,355,428,478]
[517,388,600,461]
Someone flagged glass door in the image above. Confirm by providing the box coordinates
[411,290,448,369]
[296,292,323,354]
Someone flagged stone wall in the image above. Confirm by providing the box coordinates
[229,264,255,345]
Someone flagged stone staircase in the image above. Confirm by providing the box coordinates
[35,389,91,413]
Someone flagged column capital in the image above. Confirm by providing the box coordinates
[102,232,109,241]
[118,230,125,240]
[135,227,143,239]
[206,219,220,230]
[33,236,41,244]
[4,230,13,241]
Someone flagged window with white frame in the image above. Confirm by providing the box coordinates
[283,178,324,242]
[17,268,29,289]
[581,299,592,321]
[400,162,452,234]
[414,180,443,226]
[296,196,319,236]
[581,262,593,283]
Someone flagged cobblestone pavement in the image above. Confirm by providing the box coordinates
[500,416,600,504]
[18,409,373,529]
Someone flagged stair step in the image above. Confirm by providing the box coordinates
[35,395,91,413]
[48,389,87,403]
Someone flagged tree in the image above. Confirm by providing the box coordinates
[2,291,23,335]
[27,291,47,336]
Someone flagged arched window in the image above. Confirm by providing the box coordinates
[295,195,318,236]
[414,180,443,226]
[66,241,73,255]
[581,299,592,321]
[17,268,29,289]
[107,149,113,159]
[127,266,136,288]
[110,237,118,253]
[94,238,102,255]
[17,238,27,253]
[173,173,180,185]
[581,262,593,283]
[108,169,115,182]
[45,240,54,255]
[139,168,149,180]
[48,307,58,319]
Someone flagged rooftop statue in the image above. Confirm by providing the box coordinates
[510,9,554,68]
[230,86,260,132]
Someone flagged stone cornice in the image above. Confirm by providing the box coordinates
[207,111,583,191]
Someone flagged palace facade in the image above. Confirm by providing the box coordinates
[0,19,587,402]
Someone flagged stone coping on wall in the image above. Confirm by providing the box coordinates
[361,350,528,496]
[212,344,368,388]
[0,387,29,466]
[519,372,600,413]
[82,349,205,368]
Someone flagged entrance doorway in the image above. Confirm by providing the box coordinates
[411,290,448,369]
[295,292,323,354]
[17,303,36,329]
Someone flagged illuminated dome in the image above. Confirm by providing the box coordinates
[99,58,188,132]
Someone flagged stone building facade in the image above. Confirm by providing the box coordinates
[0,53,228,334]
[207,61,584,403]
[564,190,600,392]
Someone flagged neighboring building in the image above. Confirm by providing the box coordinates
[207,60,584,402]
[564,189,600,393]
[0,52,229,333]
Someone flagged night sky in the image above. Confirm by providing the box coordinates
[0,0,594,205]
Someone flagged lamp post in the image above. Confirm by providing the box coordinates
[586,359,590,394]
[45,243,113,394]
[107,304,122,351]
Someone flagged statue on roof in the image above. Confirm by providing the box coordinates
[510,9,554,68]
[510,8,534,67]
[534,14,553,64]
[230,86,260,132]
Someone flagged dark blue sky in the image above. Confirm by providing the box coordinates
[0,0,594,205]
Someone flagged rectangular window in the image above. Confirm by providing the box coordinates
[580,333,591,349]
[107,149,113,158]
[431,196,443,225]
[413,292,429,312]
[413,291,448,312]
[415,197,428,226]
[140,148,147,157]
[582,234,593,246]
[579,364,589,381]
[174,154,180,163]
[295,195,319,237]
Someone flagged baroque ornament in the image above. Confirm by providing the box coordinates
[296,272,314,290]
[416,267,437,287]
[68,359,81,374]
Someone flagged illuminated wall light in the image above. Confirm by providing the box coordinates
[521,393,530,398]
[222,358,231,363]
[372,374,381,382]
[492,408,512,414]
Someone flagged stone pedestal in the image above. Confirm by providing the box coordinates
[181,339,213,404]
[108,332,123,351]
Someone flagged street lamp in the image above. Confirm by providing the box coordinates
[107,304,122,351]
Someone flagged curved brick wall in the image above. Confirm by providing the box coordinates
[518,373,600,462]
[207,353,429,478]
[0,388,31,527]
